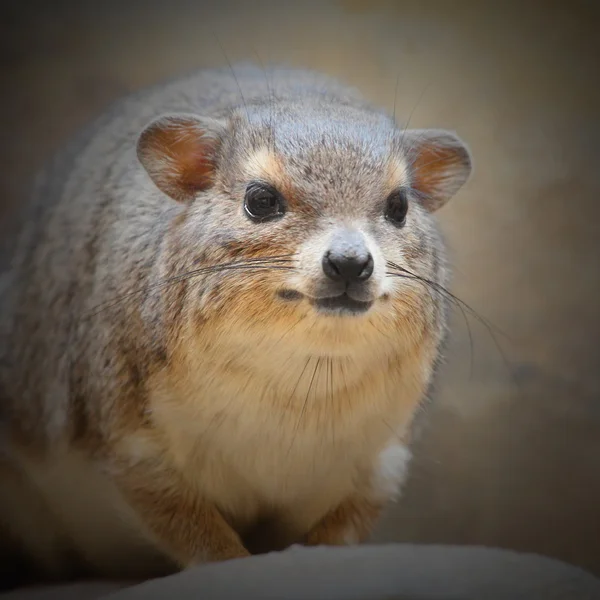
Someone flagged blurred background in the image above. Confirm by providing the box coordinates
[1,0,599,576]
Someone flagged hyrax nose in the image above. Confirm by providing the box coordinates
[322,249,374,283]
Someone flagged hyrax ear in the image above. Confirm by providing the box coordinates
[137,113,226,203]
[403,129,472,212]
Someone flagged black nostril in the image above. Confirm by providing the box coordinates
[322,251,374,283]
[322,252,342,280]
[358,254,374,280]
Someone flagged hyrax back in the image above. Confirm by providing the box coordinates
[0,64,471,585]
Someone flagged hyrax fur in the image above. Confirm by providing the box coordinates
[0,64,471,585]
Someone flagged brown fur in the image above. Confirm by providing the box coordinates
[0,64,471,586]
[137,115,222,202]
[305,496,383,546]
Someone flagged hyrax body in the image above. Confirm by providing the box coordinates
[0,64,471,585]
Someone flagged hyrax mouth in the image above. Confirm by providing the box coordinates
[276,289,373,316]
[311,293,373,316]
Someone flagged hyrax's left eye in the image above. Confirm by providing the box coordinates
[244,182,286,222]
[384,189,409,226]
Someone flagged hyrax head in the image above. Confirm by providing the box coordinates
[137,96,471,353]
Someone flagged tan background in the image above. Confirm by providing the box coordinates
[1,0,599,576]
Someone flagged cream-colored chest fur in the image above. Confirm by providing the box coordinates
[143,331,428,533]
[2,331,425,579]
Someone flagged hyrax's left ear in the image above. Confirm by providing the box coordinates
[137,113,227,203]
[403,129,473,212]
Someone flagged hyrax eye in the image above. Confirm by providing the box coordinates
[244,182,286,222]
[384,189,409,226]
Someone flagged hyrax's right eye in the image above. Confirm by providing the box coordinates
[384,189,409,227]
[244,182,286,222]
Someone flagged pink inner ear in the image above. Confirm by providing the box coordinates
[138,116,217,202]
[409,139,470,212]
[412,143,459,194]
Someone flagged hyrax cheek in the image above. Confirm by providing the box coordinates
[284,270,311,295]
[379,275,395,296]
[376,244,409,296]
[285,264,329,297]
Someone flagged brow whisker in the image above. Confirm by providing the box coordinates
[398,80,432,156]
[210,28,251,122]
[250,46,275,152]
[392,70,401,124]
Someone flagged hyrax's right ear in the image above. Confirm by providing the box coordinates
[137,113,227,203]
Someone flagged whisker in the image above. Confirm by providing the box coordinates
[251,46,275,153]
[399,80,432,155]
[392,70,401,124]
[192,254,294,265]
[272,314,307,348]
[85,257,296,318]
[385,261,517,389]
[329,357,335,448]
[285,356,314,457]
[394,268,474,379]
[386,261,509,341]
[462,299,475,380]
[210,28,251,122]
[286,356,311,412]
[294,357,321,441]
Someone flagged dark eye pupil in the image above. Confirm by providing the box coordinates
[254,194,276,212]
[244,183,284,221]
[385,190,408,226]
